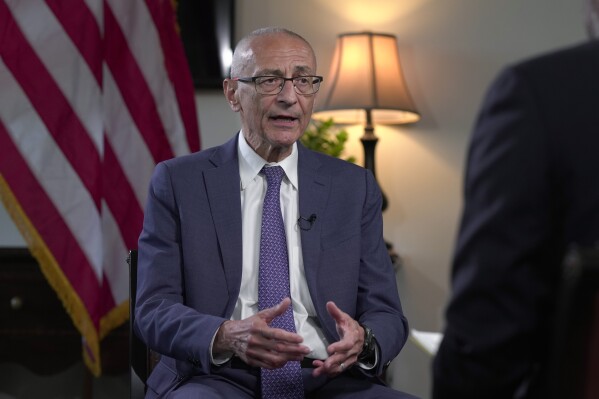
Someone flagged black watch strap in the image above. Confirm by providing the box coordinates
[358,323,376,362]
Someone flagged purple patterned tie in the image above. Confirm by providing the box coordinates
[258,166,303,399]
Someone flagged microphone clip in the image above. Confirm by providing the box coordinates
[298,214,317,231]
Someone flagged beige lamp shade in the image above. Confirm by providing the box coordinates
[313,32,420,124]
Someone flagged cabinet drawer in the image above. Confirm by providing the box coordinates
[0,248,128,375]
[0,267,76,333]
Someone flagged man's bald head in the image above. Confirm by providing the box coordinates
[230,27,316,78]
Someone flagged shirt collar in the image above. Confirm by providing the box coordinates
[238,131,298,190]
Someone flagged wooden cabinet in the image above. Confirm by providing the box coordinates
[0,248,128,376]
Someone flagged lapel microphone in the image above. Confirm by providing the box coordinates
[297,214,317,230]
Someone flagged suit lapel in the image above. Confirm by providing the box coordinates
[204,135,243,311]
[297,144,330,310]
[202,139,332,318]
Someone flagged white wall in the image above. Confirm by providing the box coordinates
[0,1,587,397]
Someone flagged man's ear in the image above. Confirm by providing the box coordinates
[223,79,241,112]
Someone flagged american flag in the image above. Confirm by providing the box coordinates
[0,0,200,375]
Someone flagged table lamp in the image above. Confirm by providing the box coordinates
[313,31,420,211]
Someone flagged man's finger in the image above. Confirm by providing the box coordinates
[326,301,345,323]
[259,297,292,323]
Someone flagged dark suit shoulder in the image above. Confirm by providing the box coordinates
[492,40,599,134]
[300,145,366,177]
[510,40,599,81]
[162,147,216,168]
[159,134,238,172]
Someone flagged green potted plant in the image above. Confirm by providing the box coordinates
[301,118,356,163]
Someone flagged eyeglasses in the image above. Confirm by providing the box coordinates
[233,75,323,95]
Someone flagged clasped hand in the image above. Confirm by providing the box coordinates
[213,298,365,378]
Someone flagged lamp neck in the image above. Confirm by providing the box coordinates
[361,108,378,176]
[359,108,388,211]
[362,109,376,141]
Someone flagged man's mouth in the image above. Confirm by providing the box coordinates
[270,115,298,122]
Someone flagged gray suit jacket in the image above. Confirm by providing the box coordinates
[135,134,408,396]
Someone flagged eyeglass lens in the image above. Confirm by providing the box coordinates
[255,77,320,94]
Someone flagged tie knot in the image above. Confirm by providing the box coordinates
[261,165,285,186]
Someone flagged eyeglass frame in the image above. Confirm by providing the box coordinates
[232,75,324,95]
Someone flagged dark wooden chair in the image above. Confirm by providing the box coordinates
[128,249,151,399]
[545,246,599,399]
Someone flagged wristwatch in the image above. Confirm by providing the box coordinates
[358,323,376,362]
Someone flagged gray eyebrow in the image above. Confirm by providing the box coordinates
[255,66,314,76]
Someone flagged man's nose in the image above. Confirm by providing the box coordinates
[277,79,298,101]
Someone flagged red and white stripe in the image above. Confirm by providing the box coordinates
[0,0,200,375]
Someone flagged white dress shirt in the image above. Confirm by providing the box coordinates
[233,133,329,360]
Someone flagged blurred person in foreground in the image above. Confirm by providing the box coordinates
[135,27,417,398]
[433,2,599,398]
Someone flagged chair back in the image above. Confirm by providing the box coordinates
[545,246,599,399]
[128,249,149,398]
